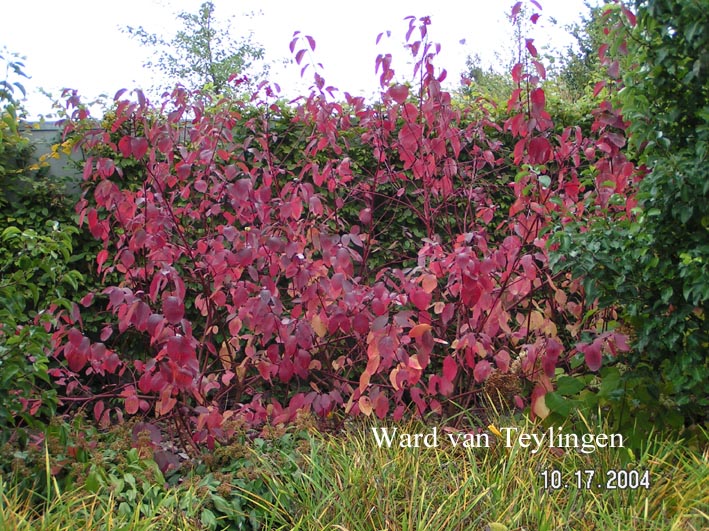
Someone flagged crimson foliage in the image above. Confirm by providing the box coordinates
[51,7,633,447]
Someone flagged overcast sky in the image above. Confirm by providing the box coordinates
[2,0,596,119]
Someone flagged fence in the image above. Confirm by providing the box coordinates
[25,122,84,187]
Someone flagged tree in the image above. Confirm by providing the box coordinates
[124,1,266,96]
[553,0,708,424]
[552,2,606,103]
[617,0,709,417]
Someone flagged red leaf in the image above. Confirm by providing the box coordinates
[528,137,553,165]
[93,400,105,422]
[80,293,94,307]
[290,197,303,219]
[358,396,373,416]
[157,386,176,416]
[163,296,184,325]
[135,89,146,107]
[98,409,111,429]
[97,158,115,178]
[131,137,148,159]
[353,313,370,335]
[441,303,455,325]
[606,132,626,148]
[410,289,431,311]
[442,355,457,382]
[66,344,88,372]
[409,323,432,339]
[295,49,306,65]
[28,400,41,416]
[511,1,522,18]
[542,337,563,377]
[278,360,294,383]
[530,88,545,117]
[118,136,132,157]
[255,361,271,383]
[525,39,538,58]
[579,339,603,372]
[593,81,606,97]
[309,195,323,216]
[598,43,609,61]
[157,135,172,154]
[103,351,120,373]
[621,6,636,26]
[374,394,389,418]
[125,394,140,415]
[494,350,511,372]
[611,332,630,352]
[389,84,409,104]
[166,335,196,371]
[335,248,353,276]
[473,360,492,383]
[132,422,161,444]
[120,249,135,269]
[511,63,523,84]
[176,162,191,180]
[607,60,620,79]
[421,274,437,294]
[312,165,324,187]
[532,60,546,79]
[378,336,395,359]
[409,387,426,415]
[100,325,113,342]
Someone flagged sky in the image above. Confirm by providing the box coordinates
[2,0,596,119]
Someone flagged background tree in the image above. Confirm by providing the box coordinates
[551,1,606,103]
[124,1,266,96]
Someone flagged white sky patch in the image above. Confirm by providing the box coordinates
[2,0,594,119]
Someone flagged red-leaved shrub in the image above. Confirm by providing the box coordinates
[50,5,633,447]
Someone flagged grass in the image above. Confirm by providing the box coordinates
[1,414,706,531]
[0,478,202,531]
[246,415,708,531]
[0,442,203,530]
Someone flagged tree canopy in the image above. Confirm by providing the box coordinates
[124,1,266,96]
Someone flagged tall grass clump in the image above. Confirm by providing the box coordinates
[247,416,708,531]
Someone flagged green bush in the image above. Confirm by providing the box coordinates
[0,223,83,443]
[0,49,87,444]
[550,0,709,426]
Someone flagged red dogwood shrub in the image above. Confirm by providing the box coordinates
[50,3,633,447]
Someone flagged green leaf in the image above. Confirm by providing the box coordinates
[1,226,21,240]
[555,375,586,395]
[200,509,217,530]
[212,494,234,514]
[85,471,102,493]
[545,391,572,417]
